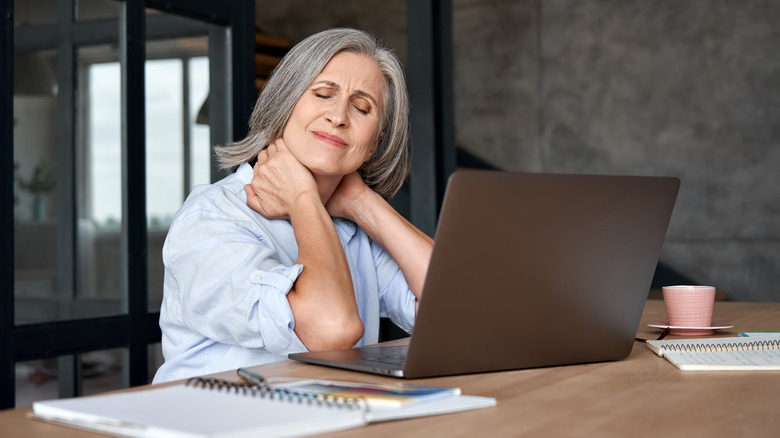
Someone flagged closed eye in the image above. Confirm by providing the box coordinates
[311,84,375,115]
[312,87,336,99]
[352,97,372,115]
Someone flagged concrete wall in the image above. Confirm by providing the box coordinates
[256,0,780,301]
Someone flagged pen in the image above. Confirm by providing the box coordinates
[237,368,266,387]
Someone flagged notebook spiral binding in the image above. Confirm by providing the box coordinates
[186,377,368,411]
[663,338,780,353]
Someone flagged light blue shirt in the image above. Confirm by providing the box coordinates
[153,163,416,383]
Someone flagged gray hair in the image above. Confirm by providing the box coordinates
[215,28,410,200]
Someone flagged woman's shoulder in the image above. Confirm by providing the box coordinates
[169,164,254,226]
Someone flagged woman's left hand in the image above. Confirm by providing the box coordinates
[325,172,370,221]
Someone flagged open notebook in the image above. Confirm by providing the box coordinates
[31,375,496,438]
[647,334,780,370]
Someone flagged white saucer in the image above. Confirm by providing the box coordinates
[648,322,734,331]
[647,322,734,336]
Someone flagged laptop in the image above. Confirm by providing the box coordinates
[289,169,680,378]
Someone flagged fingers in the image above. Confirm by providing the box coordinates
[246,136,318,219]
[269,137,287,152]
[244,184,263,213]
[255,138,290,169]
[256,141,277,163]
[261,138,285,158]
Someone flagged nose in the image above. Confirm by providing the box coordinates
[325,98,349,127]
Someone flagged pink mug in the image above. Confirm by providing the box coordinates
[662,285,716,335]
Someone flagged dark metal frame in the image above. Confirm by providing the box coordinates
[1,0,15,412]
[407,0,456,236]
[1,0,453,409]
[0,0,255,409]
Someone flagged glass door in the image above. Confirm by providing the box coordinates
[3,0,254,409]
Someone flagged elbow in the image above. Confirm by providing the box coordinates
[297,314,364,352]
[316,317,364,351]
[334,318,365,350]
[287,289,364,351]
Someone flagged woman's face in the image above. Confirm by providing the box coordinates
[282,51,385,180]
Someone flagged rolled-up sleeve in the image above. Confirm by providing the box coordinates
[248,266,306,352]
[164,208,307,356]
[372,240,417,333]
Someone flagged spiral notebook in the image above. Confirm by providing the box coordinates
[646,334,780,371]
[31,376,496,438]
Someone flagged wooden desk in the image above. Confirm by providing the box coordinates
[2,300,779,437]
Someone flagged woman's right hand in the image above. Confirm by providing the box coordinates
[245,138,319,219]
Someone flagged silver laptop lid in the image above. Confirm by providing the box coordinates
[401,170,679,377]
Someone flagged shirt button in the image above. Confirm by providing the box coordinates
[251,271,263,281]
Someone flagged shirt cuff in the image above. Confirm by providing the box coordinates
[250,264,308,353]
[249,263,303,296]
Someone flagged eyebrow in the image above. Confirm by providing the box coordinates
[312,80,379,108]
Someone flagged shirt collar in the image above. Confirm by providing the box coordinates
[333,217,357,240]
[236,162,254,184]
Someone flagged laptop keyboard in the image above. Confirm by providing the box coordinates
[359,345,409,366]
[361,354,407,366]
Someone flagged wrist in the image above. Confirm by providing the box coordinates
[345,187,381,222]
[290,190,326,219]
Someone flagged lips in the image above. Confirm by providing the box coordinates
[313,131,348,147]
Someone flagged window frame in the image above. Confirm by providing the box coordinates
[1,0,454,409]
[83,53,210,231]
[0,0,255,409]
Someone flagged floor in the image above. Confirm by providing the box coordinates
[15,362,124,408]
[14,347,163,408]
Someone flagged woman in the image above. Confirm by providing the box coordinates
[153,28,433,383]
